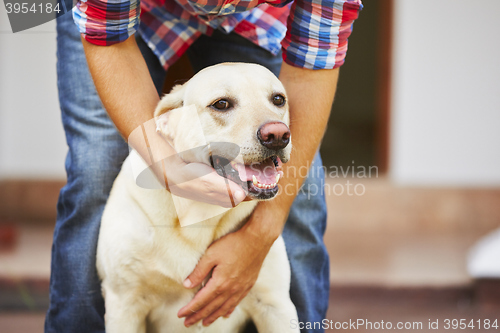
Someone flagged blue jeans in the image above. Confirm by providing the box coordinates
[46,10,329,333]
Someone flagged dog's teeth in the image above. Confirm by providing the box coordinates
[275,174,280,183]
[252,175,258,185]
[230,161,237,168]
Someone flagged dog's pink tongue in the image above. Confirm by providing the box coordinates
[235,159,278,184]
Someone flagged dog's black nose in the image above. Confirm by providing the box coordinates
[257,122,290,150]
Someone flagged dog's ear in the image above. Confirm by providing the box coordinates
[154,84,185,117]
[155,84,187,145]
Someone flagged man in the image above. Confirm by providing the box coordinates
[45,0,362,332]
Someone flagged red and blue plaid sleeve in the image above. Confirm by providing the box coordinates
[282,0,362,69]
[73,0,140,45]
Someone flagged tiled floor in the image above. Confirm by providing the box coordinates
[326,231,479,287]
[0,225,482,288]
[0,313,46,332]
[325,285,500,333]
[0,225,52,280]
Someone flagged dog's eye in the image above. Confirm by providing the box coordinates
[272,94,286,107]
[211,99,231,111]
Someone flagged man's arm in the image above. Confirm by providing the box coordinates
[178,62,339,327]
[82,36,159,138]
[81,36,246,206]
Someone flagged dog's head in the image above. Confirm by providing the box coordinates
[155,63,291,200]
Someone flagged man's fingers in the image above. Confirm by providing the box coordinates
[170,167,246,207]
[182,258,214,290]
[202,293,241,326]
[198,171,246,206]
[219,178,246,207]
[183,294,228,327]
[221,288,251,319]
[178,275,223,317]
[202,171,247,206]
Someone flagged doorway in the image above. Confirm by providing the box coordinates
[320,0,392,174]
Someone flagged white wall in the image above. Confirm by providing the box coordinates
[390,0,500,186]
[0,7,66,179]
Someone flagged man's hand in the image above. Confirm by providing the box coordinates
[177,206,283,327]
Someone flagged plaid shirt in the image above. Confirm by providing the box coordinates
[73,0,362,70]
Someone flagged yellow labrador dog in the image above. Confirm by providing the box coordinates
[97,63,299,332]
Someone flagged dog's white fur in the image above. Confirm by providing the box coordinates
[97,63,299,332]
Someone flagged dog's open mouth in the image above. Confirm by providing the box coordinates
[210,155,284,200]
